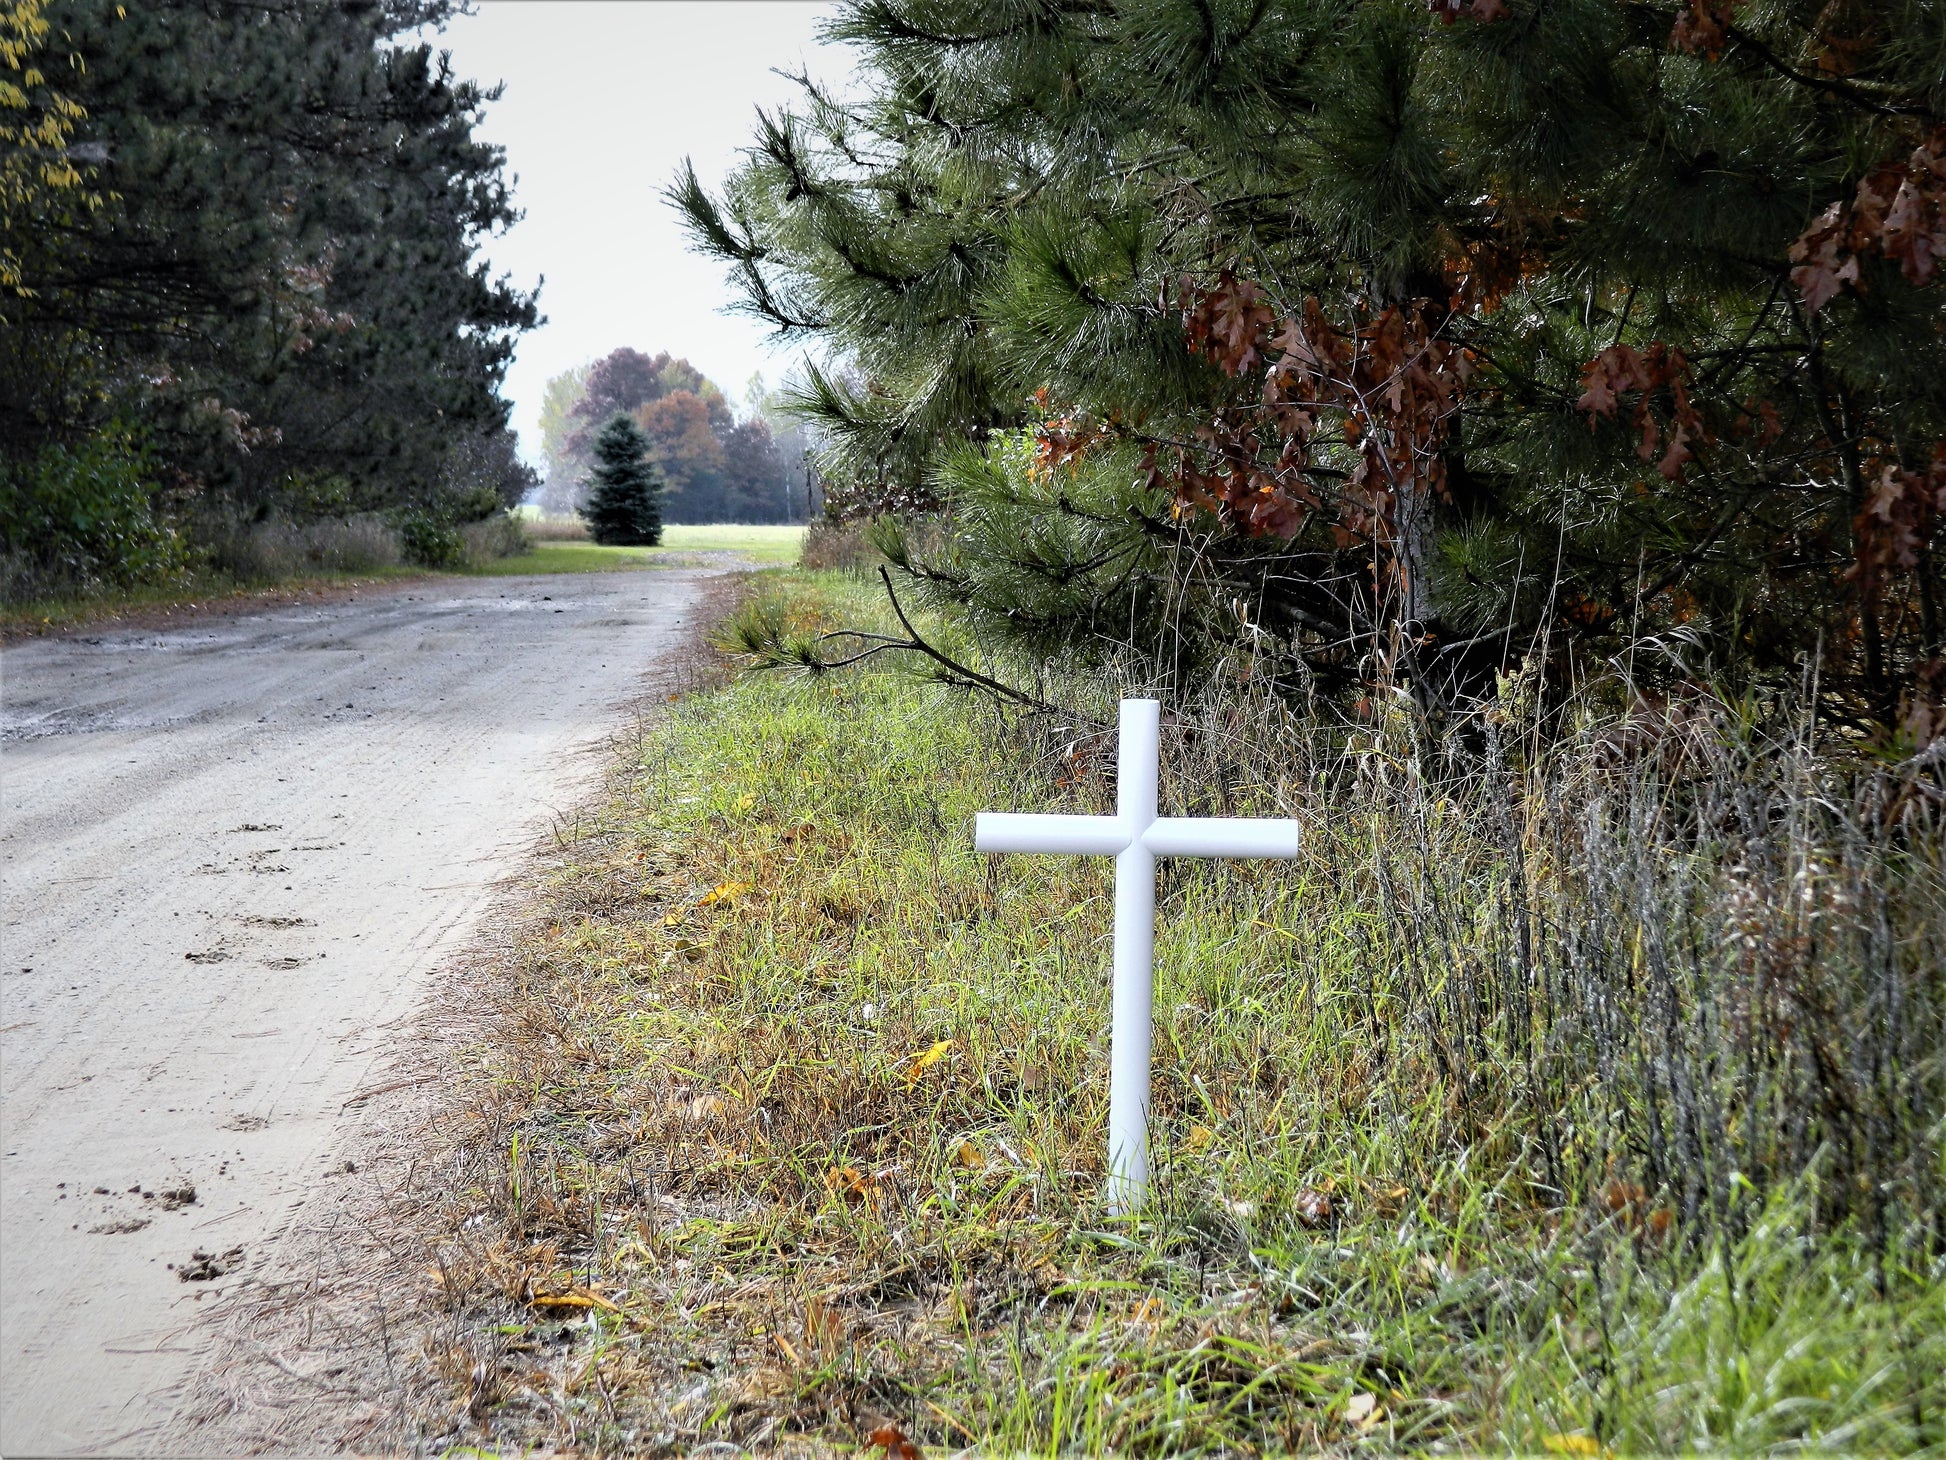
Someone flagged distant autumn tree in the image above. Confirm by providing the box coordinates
[721,416,792,522]
[564,348,664,460]
[537,362,591,513]
[637,389,727,518]
[548,348,807,523]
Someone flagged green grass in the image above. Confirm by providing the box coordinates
[469,524,805,576]
[463,541,658,575]
[657,523,805,564]
[423,571,1943,1456]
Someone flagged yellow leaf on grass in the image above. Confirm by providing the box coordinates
[954,1141,985,1169]
[663,912,683,928]
[1184,1124,1215,1153]
[824,1164,878,1205]
[529,1287,620,1314]
[1543,1436,1605,1457]
[905,1039,955,1083]
[697,880,750,908]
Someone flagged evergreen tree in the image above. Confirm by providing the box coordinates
[678,0,1945,725]
[580,416,664,546]
[2,0,536,525]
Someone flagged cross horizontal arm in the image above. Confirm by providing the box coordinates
[1142,818,1302,858]
[975,813,1130,856]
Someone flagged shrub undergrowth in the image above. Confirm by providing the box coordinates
[425,572,1943,1456]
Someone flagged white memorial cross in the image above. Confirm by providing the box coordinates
[975,698,1302,1213]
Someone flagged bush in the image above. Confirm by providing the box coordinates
[797,516,881,573]
[459,513,529,563]
[0,428,189,600]
[396,511,467,569]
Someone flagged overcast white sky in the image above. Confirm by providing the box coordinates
[431,1,844,463]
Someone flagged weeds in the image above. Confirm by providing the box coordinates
[421,572,1943,1455]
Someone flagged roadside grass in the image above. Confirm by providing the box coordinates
[422,571,1944,1456]
[466,525,806,577]
[465,542,657,576]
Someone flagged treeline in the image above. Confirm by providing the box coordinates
[0,0,535,597]
[679,0,1945,735]
[536,347,812,524]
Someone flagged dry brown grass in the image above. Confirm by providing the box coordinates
[524,516,592,543]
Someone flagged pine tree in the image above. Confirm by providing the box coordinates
[678,0,1946,724]
[2,0,537,523]
[581,416,664,546]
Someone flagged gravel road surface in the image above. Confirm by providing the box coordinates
[0,568,718,1456]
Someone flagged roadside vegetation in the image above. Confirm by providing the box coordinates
[496,519,809,575]
[415,563,1942,1456]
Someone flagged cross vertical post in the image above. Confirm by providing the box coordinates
[1109,698,1159,1210]
[975,698,1302,1214]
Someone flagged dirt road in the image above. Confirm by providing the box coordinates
[0,568,720,1456]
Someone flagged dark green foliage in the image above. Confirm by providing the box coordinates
[679,0,1946,725]
[2,0,536,558]
[396,512,468,570]
[0,426,189,595]
[580,416,665,546]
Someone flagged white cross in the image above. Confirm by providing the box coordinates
[975,698,1302,1213]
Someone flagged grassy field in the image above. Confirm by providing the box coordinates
[656,523,805,565]
[465,541,658,575]
[471,524,805,576]
[415,571,1943,1455]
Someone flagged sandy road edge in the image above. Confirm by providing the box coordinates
[0,574,427,647]
[159,572,750,1457]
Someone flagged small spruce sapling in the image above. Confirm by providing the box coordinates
[580,416,664,546]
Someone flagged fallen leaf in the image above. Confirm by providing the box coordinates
[1543,1436,1604,1457]
[1295,1188,1333,1226]
[1184,1124,1215,1153]
[825,1165,877,1205]
[869,1423,922,1460]
[662,912,683,928]
[528,1286,621,1314]
[954,1140,985,1169]
[697,880,750,908]
[905,1039,955,1084]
